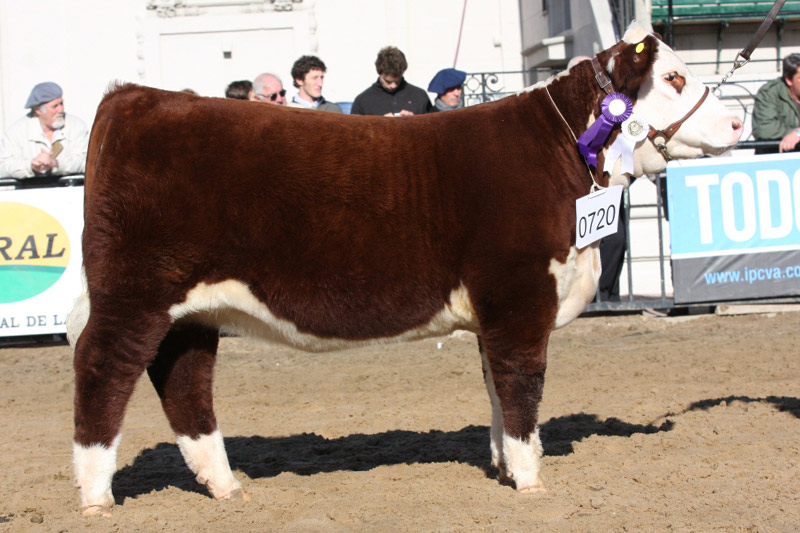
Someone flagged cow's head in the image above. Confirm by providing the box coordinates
[599,22,743,183]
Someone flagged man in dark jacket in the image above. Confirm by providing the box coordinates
[752,53,800,153]
[350,46,432,116]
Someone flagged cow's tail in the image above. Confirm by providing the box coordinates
[66,267,90,348]
[82,81,127,197]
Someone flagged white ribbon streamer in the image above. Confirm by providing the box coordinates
[603,113,649,175]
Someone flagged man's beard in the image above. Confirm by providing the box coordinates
[52,114,65,129]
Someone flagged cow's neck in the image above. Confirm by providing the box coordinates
[536,68,611,191]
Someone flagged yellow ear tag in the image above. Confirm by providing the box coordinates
[635,42,645,54]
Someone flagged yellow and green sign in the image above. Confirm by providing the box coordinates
[0,202,71,304]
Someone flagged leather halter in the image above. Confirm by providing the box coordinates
[646,86,710,161]
[590,55,711,163]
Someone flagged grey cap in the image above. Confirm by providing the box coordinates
[25,82,62,108]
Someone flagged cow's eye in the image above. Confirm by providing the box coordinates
[662,72,686,93]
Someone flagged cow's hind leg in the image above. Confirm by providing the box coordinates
[73,304,172,515]
[480,333,549,493]
[147,322,246,501]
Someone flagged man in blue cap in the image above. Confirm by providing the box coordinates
[0,81,89,178]
[428,68,466,112]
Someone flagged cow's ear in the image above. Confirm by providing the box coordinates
[608,34,659,94]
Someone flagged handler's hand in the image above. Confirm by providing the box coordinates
[31,149,54,173]
[778,130,800,153]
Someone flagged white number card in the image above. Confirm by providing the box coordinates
[575,185,623,249]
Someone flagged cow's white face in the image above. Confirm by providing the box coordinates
[611,24,743,181]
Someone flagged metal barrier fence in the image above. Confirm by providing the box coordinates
[583,164,800,313]
[0,175,84,189]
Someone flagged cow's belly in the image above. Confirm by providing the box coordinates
[549,244,601,329]
[168,280,480,352]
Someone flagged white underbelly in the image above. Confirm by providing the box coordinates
[168,280,481,352]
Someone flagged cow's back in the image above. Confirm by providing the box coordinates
[81,85,511,343]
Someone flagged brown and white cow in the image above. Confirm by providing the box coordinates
[68,23,742,515]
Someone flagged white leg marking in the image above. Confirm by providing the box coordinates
[176,430,245,500]
[503,428,546,493]
[480,351,504,470]
[73,434,120,514]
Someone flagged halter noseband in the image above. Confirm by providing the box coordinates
[646,86,710,161]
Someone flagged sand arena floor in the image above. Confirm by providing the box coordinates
[0,309,798,532]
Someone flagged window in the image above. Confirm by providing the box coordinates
[545,0,571,37]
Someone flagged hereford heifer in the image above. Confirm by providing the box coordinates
[68,23,742,515]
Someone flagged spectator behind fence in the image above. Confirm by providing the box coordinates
[350,46,432,116]
[225,80,252,100]
[0,81,89,178]
[752,53,800,153]
[251,73,286,105]
[428,68,466,112]
[288,55,342,113]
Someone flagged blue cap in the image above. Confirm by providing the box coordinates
[427,68,466,95]
[25,82,62,108]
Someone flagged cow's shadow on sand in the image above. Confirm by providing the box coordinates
[111,394,799,504]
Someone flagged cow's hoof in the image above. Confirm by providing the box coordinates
[82,505,113,517]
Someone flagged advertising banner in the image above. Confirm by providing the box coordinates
[0,187,84,336]
[667,153,800,304]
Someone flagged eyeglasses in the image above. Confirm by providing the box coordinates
[256,89,286,101]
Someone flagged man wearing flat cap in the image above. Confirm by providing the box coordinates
[0,81,89,178]
[428,68,466,112]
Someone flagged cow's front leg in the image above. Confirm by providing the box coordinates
[481,333,549,493]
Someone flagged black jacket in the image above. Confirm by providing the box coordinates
[350,78,432,116]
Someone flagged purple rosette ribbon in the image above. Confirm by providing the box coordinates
[577,92,633,168]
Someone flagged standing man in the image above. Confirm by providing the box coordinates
[287,55,342,113]
[752,53,800,153]
[350,46,432,117]
[250,73,287,105]
[0,82,89,178]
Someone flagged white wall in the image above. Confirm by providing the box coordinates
[0,0,141,130]
[0,0,523,128]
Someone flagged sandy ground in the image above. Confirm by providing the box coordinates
[0,308,798,532]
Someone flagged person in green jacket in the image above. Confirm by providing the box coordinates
[752,53,800,153]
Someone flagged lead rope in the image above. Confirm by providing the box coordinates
[713,0,787,94]
[544,85,605,192]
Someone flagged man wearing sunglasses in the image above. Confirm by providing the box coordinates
[250,73,287,105]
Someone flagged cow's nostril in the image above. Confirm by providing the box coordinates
[732,118,743,131]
